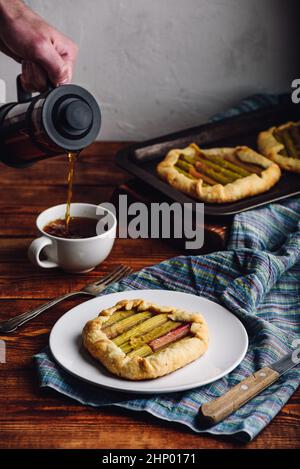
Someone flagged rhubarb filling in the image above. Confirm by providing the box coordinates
[174,147,263,186]
[274,123,300,158]
[103,310,192,358]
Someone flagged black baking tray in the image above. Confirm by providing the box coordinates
[115,98,300,216]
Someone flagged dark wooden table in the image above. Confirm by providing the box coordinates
[0,143,299,449]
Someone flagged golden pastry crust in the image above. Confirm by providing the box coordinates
[258,122,300,173]
[157,144,281,203]
[82,298,209,380]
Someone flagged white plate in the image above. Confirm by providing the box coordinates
[49,289,248,394]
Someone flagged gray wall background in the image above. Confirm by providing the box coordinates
[0,0,298,140]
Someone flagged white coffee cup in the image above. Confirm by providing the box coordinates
[28,203,117,273]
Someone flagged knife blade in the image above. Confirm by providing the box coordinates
[198,350,299,427]
[270,351,298,375]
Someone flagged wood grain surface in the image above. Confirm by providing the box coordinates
[0,142,299,449]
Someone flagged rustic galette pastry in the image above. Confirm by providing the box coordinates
[258,121,300,172]
[157,143,281,203]
[82,298,209,380]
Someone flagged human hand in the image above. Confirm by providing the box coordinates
[0,0,78,92]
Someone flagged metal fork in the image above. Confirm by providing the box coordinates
[0,265,133,333]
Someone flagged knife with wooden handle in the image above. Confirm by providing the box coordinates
[198,350,299,427]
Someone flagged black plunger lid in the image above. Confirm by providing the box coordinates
[42,84,101,151]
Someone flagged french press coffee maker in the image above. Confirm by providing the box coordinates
[0,75,101,167]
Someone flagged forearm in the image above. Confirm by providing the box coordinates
[0,0,26,26]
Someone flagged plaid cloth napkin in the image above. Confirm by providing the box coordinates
[35,95,300,441]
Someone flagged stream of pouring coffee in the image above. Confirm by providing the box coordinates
[65,151,78,228]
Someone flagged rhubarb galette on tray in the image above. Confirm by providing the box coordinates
[82,298,209,380]
[157,143,281,203]
[258,121,300,172]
